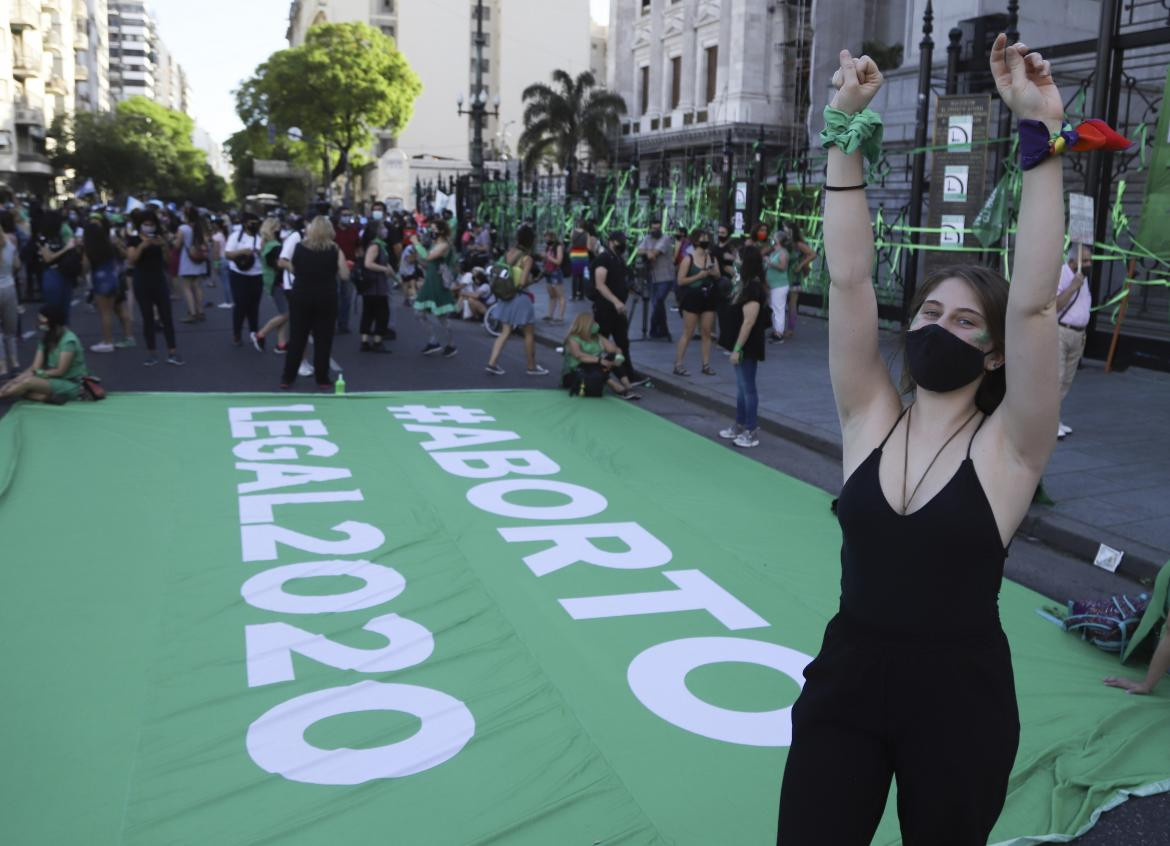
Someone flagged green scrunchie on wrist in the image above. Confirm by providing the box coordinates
[819,106,884,165]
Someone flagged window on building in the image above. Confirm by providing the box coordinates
[670,56,681,109]
[471,32,490,46]
[641,0,650,13]
[639,65,649,116]
[471,3,490,20]
[705,46,718,102]
[381,0,394,12]
[380,25,395,38]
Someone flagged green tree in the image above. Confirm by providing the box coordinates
[518,70,627,190]
[224,123,315,208]
[50,97,227,205]
[235,22,422,198]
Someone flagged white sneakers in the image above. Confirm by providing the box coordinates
[90,342,115,353]
[719,424,760,448]
[1058,422,1073,440]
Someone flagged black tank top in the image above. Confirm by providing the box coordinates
[835,408,1006,639]
[291,243,339,295]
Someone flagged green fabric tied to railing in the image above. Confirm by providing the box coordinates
[819,106,885,166]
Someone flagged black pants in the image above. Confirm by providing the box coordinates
[360,294,390,337]
[593,300,634,381]
[133,273,176,352]
[230,271,263,340]
[776,614,1019,845]
[282,291,338,385]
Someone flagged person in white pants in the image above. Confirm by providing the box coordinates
[766,230,791,342]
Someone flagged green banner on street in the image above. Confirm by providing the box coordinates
[1,392,1167,844]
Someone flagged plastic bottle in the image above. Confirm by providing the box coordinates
[335,373,346,395]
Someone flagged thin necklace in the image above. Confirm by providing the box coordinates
[901,404,982,515]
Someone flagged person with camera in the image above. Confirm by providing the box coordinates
[561,312,641,400]
[225,212,265,346]
[125,209,182,366]
[673,227,721,376]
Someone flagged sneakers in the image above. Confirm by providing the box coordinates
[217,302,233,309]
[442,345,458,358]
[719,424,745,440]
[629,373,651,388]
[1058,422,1073,440]
[167,353,185,366]
[733,429,760,448]
[298,361,314,377]
[143,355,159,367]
[114,337,136,349]
[89,342,115,353]
[422,342,442,355]
[274,343,287,355]
[485,363,505,376]
[526,365,549,376]
[250,331,266,352]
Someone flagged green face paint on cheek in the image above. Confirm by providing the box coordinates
[974,331,991,346]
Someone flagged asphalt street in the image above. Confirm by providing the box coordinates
[1,287,1166,844]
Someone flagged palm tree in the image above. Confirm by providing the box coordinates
[518,69,627,191]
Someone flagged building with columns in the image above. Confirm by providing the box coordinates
[607,0,813,201]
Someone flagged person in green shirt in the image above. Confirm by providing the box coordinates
[765,229,791,343]
[252,219,288,352]
[0,304,89,403]
[561,312,640,399]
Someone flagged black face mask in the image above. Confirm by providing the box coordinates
[697,240,710,249]
[905,324,991,393]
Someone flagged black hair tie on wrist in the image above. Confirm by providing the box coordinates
[824,183,868,192]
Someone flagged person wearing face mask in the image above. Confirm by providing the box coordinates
[225,213,265,346]
[359,219,395,353]
[411,219,459,357]
[590,230,647,389]
[125,210,183,366]
[637,217,675,340]
[777,41,1072,843]
[718,245,769,447]
[672,227,720,376]
[333,210,361,336]
[0,305,89,403]
[712,224,738,286]
[561,313,641,400]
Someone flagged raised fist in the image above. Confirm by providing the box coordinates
[989,33,1063,124]
[830,50,883,115]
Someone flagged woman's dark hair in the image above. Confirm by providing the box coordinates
[432,219,450,239]
[83,217,115,267]
[184,205,206,245]
[515,223,535,251]
[361,220,383,249]
[38,210,63,241]
[140,209,160,227]
[752,221,769,240]
[0,210,15,234]
[689,227,710,244]
[737,244,765,284]
[900,264,1010,414]
[38,304,67,354]
[789,222,805,244]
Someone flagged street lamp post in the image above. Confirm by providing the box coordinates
[457,0,500,219]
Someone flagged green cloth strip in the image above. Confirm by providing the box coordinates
[818,107,885,166]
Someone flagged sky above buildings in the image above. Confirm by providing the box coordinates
[153,0,610,146]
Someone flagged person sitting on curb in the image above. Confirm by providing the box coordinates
[561,313,640,400]
[0,304,89,404]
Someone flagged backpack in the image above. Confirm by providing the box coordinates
[489,262,516,301]
[187,228,209,263]
[81,375,106,401]
[1063,593,1150,653]
[263,243,281,270]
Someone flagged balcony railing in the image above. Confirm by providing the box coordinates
[12,50,42,78]
[13,99,45,127]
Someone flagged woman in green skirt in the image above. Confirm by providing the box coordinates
[412,219,459,357]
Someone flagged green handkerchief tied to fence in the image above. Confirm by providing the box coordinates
[819,107,885,166]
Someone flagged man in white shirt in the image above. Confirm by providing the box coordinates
[275,215,311,376]
[1055,244,1093,439]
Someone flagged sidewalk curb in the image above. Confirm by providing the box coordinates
[533,324,1166,585]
